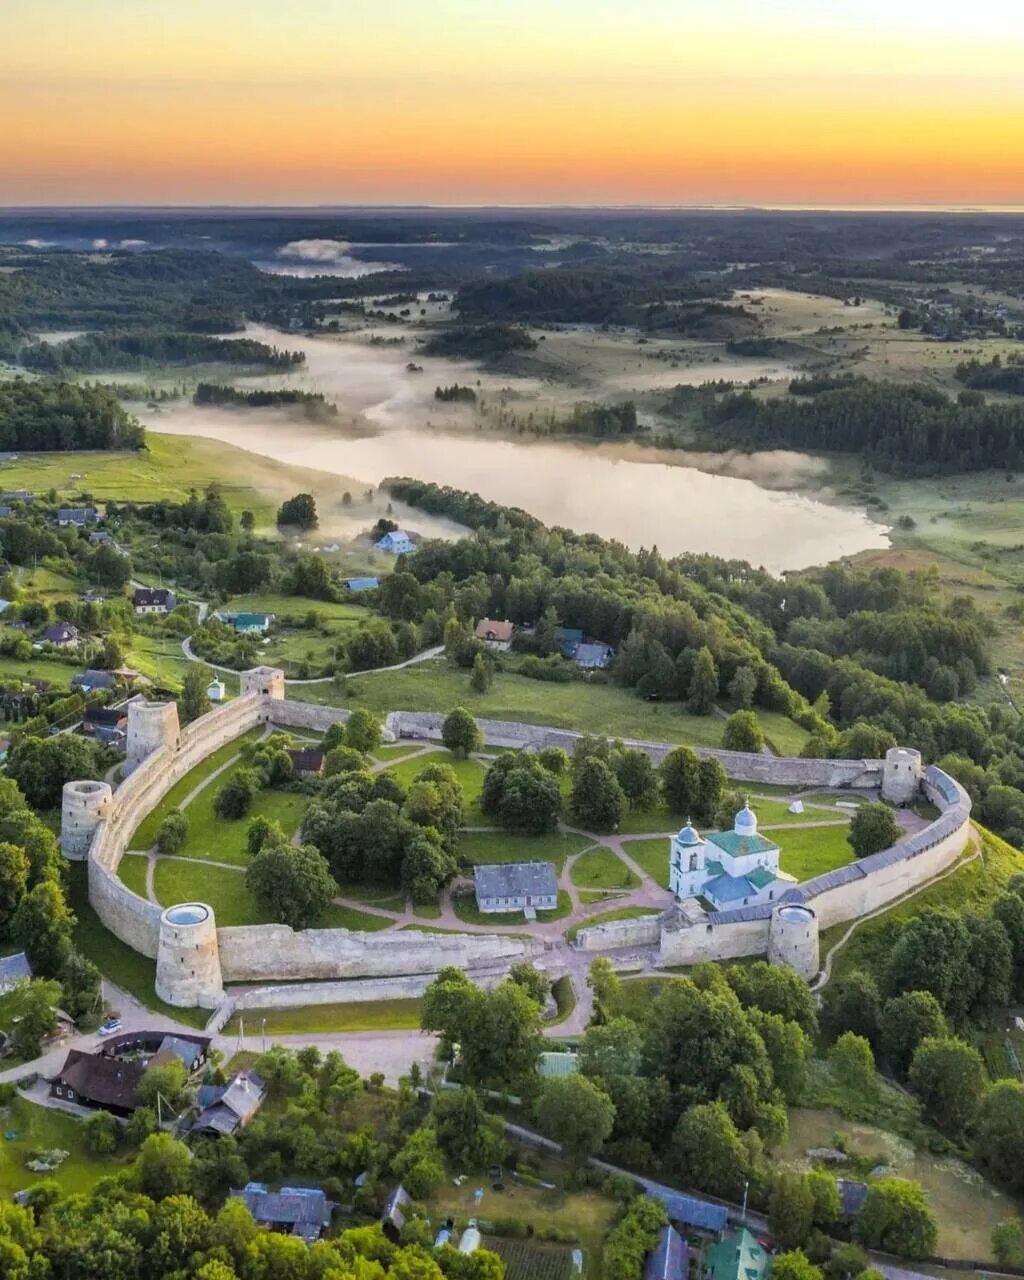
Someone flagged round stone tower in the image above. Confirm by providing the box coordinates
[881,746,922,806]
[155,902,223,1009]
[240,665,286,701]
[60,779,113,860]
[768,902,819,980]
[126,699,180,774]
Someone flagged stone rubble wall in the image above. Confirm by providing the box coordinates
[386,711,882,787]
[216,922,543,984]
[573,913,666,952]
[271,699,350,732]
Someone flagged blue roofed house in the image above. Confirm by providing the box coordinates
[573,641,613,669]
[646,1187,728,1235]
[645,1224,689,1280]
[668,804,792,909]
[556,627,584,656]
[344,576,380,592]
[375,529,415,555]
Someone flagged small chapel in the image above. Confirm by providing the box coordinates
[668,802,793,910]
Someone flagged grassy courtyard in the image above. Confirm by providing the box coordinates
[569,846,639,892]
[457,830,593,872]
[116,853,150,898]
[168,776,311,867]
[775,824,855,881]
[621,837,672,889]
[222,997,422,1036]
[128,726,265,849]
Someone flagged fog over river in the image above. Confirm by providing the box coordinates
[147,326,889,573]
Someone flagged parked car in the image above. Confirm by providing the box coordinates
[97,1018,122,1037]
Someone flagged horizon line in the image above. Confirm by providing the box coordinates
[2,202,1024,216]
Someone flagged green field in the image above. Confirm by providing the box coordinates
[775,824,855,881]
[222,997,422,1035]
[483,1237,574,1280]
[125,633,203,691]
[0,1096,132,1199]
[457,830,593,872]
[167,775,311,867]
[116,853,150,899]
[621,837,671,888]
[565,906,660,942]
[0,653,82,689]
[452,888,572,926]
[304,658,809,750]
[386,751,487,806]
[569,846,639,892]
[151,858,392,930]
[128,726,264,849]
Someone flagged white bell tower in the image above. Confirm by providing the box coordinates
[670,820,706,898]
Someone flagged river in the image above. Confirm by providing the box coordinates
[145,325,889,573]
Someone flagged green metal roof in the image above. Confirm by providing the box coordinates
[746,866,777,889]
[706,830,778,859]
[704,1228,772,1280]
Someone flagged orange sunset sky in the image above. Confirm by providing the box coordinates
[3,0,1023,207]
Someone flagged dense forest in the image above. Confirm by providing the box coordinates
[692,381,1024,473]
[21,331,304,374]
[956,355,1024,397]
[422,324,537,362]
[0,379,145,451]
[193,383,337,418]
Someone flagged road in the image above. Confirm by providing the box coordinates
[180,637,443,684]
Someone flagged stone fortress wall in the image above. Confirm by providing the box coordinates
[67,669,972,1006]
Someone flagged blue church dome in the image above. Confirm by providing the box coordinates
[676,820,703,846]
[734,803,758,835]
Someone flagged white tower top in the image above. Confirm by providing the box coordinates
[676,819,704,846]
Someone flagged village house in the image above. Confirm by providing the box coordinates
[71,669,118,694]
[57,507,97,528]
[50,1049,145,1117]
[703,1227,773,1280]
[83,704,128,745]
[42,621,79,647]
[381,1185,412,1243]
[668,803,791,910]
[644,1225,689,1280]
[89,530,116,547]
[572,641,613,669]
[473,861,557,917]
[287,747,325,777]
[231,1184,335,1244]
[374,529,415,555]
[474,618,515,651]
[216,610,273,634]
[193,1070,266,1137]
[133,586,177,615]
[344,576,380,593]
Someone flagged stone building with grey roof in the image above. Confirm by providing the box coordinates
[473,860,557,916]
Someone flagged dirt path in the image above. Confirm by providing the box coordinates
[180,637,443,684]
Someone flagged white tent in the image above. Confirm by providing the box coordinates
[788,799,805,814]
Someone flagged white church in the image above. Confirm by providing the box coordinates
[669,802,793,910]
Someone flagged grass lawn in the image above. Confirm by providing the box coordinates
[0,1096,133,1199]
[616,804,680,835]
[569,846,639,892]
[755,798,851,827]
[413,901,442,919]
[153,859,267,926]
[128,726,264,849]
[0,652,82,689]
[223,593,369,624]
[152,859,393,931]
[452,889,572,926]
[170,777,311,867]
[307,659,744,745]
[776,824,855,881]
[565,907,660,942]
[126,633,205,692]
[117,853,150,899]
[458,830,593,873]
[335,880,406,909]
[756,709,811,756]
[621,837,671,888]
[222,997,422,1036]
[373,744,427,761]
[66,863,208,1028]
[386,751,487,806]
